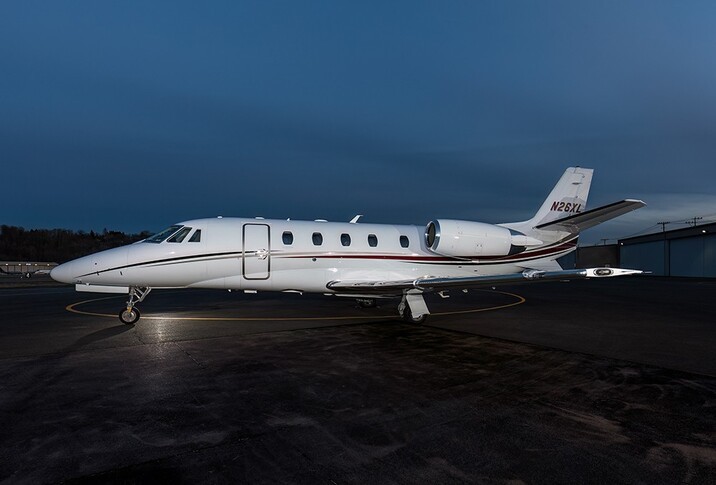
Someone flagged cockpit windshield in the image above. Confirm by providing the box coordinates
[167,227,192,243]
[144,225,183,243]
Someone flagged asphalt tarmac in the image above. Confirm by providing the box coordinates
[0,277,715,483]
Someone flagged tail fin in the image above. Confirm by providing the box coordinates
[525,167,593,227]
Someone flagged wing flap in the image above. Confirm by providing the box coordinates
[535,199,645,233]
[327,267,643,294]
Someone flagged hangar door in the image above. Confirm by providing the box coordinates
[670,237,703,277]
[243,224,270,280]
[670,234,716,277]
[620,241,666,276]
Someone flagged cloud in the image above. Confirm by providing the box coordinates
[579,193,716,244]
[2,2,716,237]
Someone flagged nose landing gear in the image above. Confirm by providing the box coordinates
[119,287,151,324]
[119,307,140,325]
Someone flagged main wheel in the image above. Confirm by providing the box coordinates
[401,307,427,324]
[119,307,140,325]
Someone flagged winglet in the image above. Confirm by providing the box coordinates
[349,215,363,224]
[583,267,643,277]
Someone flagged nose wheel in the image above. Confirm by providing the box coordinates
[119,307,141,325]
[119,287,151,324]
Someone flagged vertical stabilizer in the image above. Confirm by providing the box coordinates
[526,167,593,228]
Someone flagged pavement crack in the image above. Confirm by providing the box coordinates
[172,341,206,369]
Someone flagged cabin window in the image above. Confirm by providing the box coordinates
[282,231,294,245]
[400,235,409,248]
[368,234,378,247]
[144,225,183,243]
[189,229,202,242]
[341,233,351,246]
[168,226,192,243]
[312,232,323,246]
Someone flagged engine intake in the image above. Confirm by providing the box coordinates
[425,219,541,258]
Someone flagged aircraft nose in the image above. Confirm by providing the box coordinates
[50,263,75,284]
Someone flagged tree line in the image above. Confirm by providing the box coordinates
[0,225,152,263]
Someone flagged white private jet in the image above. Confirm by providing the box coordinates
[51,167,645,324]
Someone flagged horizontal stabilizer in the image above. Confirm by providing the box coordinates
[535,199,645,233]
[327,267,643,294]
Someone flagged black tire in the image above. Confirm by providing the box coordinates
[119,307,140,325]
[401,307,427,324]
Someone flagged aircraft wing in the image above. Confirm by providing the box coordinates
[327,267,643,294]
[535,199,645,233]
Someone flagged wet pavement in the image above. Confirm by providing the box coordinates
[0,279,714,483]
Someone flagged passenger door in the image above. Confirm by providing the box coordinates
[242,223,270,280]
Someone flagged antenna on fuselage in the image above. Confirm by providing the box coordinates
[349,214,363,224]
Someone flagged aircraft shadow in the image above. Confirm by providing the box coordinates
[65,324,134,352]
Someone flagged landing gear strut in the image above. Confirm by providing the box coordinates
[119,287,151,325]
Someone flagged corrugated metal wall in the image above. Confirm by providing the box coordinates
[707,235,716,277]
[620,241,666,276]
[577,245,619,268]
[670,238,701,276]
[670,234,716,277]
[619,234,716,277]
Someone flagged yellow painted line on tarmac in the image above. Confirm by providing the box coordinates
[65,290,525,322]
[431,291,525,316]
[66,296,126,318]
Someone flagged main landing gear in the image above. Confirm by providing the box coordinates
[398,292,429,324]
[355,295,429,323]
[119,287,152,325]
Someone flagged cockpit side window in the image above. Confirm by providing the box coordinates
[144,225,183,243]
[167,227,192,243]
[188,229,202,242]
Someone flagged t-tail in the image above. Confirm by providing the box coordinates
[504,167,644,240]
[526,167,593,228]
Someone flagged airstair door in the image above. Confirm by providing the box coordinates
[243,223,270,280]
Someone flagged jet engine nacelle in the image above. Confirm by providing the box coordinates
[425,219,542,258]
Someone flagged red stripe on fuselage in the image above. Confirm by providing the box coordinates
[281,254,457,261]
[277,240,577,264]
[478,240,578,261]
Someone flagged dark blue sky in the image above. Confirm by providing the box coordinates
[2,2,715,243]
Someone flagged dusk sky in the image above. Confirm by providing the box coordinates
[2,2,715,243]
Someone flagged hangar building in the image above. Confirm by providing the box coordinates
[557,222,716,278]
[619,222,716,277]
